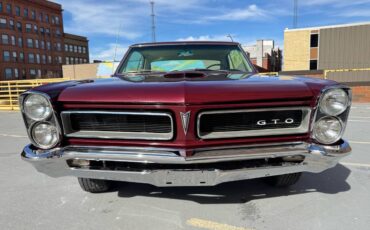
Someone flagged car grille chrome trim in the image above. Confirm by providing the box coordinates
[197,107,312,139]
[61,111,174,141]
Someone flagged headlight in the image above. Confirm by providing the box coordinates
[31,122,60,149]
[24,94,52,121]
[313,117,343,144]
[320,88,349,116]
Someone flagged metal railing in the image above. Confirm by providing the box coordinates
[0,78,68,111]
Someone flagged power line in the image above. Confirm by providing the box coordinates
[150,1,156,42]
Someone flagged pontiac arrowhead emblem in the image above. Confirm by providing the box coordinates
[180,111,191,135]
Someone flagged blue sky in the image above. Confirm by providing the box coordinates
[54,0,370,62]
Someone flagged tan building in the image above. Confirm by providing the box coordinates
[283,22,370,82]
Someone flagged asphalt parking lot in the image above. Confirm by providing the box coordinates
[1,105,370,230]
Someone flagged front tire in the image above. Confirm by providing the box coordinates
[78,178,111,193]
[265,173,302,187]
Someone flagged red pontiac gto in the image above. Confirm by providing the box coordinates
[20,41,351,193]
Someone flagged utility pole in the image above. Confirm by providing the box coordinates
[293,0,298,28]
[150,1,156,42]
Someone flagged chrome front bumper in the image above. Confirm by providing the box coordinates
[21,141,351,187]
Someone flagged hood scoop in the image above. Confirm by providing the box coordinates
[164,71,206,79]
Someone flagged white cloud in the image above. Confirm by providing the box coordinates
[90,43,129,61]
[202,4,268,21]
[55,0,146,39]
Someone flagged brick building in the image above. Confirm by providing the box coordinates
[63,33,89,65]
[0,0,89,81]
[242,40,282,72]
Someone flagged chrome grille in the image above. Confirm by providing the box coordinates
[197,107,311,139]
[61,111,174,140]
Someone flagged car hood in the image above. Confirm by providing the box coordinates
[37,73,339,105]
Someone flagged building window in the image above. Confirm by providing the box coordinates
[45,28,50,36]
[14,68,19,78]
[19,52,24,62]
[65,44,68,52]
[39,12,43,21]
[42,55,46,64]
[24,8,28,17]
[18,37,22,47]
[310,34,319,48]
[78,46,82,53]
[58,56,62,64]
[0,3,2,12]
[31,10,36,20]
[6,3,11,14]
[310,60,318,70]
[0,18,6,28]
[2,34,9,44]
[22,69,26,79]
[37,69,41,78]
[35,39,39,48]
[16,22,22,31]
[11,35,15,45]
[46,42,51,50]
[65,57,69,65]
[15,6,20,16]
[48,55,52,64]
[28,53,35,63]
[40,27,44,35]
[82,47,86,54]
[9,19,14,30]
[55,16,60,25]
[30,69,36,78]
[70,57,74,64]
[12,51,17,62]
[34,25,38,33]
[25,23,32,32]
[40,40,45,49]
[69,45,73,52]
[5,68,12,79]
[36,54,40,64]
[56,42,61,51]
[45,14,49,23]
[3,51,10,62]
[27,38,33,48]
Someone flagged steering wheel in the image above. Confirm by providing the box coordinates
[206,63,221,69]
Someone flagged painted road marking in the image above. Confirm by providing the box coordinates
[187,218,253,230]
[349,120,370,122]
[0,133,27,138]
[350,116,370,119]
[349,141,370,144]
[341,162,370,168]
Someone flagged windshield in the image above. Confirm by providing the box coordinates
[117,45,254,74]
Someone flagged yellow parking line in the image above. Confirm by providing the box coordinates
[186,218,254,230]
[341,162,370,168]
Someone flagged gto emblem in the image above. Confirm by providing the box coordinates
[257,118,294,126]
[180,111,191,135]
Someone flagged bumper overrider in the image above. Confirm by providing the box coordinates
[21,140,351,187]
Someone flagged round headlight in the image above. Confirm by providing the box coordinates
[23,94,52,121]
[313,117,343,144]
[320,88,349,116]
[31,122,59,149]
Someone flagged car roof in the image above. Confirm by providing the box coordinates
[130,41,240,48]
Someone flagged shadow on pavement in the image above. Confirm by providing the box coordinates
[115,164,351,204]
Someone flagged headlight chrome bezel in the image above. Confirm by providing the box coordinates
[312,116,344,145]
[319,88,349,116]
[23,93,53,121]
[20,91,62,150]
[312,86,351,145]
[30,121,60,149]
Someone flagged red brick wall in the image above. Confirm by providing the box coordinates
[351,86,370,103]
